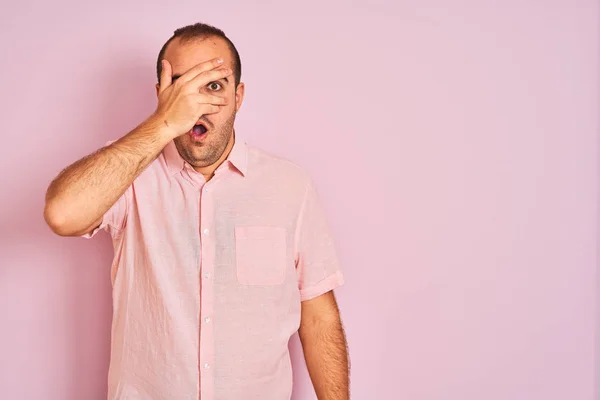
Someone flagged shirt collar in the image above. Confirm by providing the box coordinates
[163,133,248,177]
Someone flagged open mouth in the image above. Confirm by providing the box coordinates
[192,122,208,136]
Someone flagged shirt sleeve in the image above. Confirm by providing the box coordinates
[80,185,132,239]
[294,178,344,301]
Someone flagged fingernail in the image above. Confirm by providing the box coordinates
[217,58,223,64]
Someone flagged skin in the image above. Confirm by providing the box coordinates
[44,39,234,236]
[157,36,245,181]
[44,34,349,399]
[300,291,350,400]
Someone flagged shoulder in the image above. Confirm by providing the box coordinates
[245,143,313,190]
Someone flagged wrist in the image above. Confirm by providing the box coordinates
[146,113,179,142]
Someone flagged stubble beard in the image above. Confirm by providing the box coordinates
[174,110,236,169]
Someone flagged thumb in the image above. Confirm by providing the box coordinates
[159,59,172,93]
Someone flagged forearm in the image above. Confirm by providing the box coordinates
[44,115,172,235]
[299,316,350,400]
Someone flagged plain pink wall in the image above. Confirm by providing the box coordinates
[0,1,597,399]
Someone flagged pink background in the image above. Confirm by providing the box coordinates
[0,1,598,399]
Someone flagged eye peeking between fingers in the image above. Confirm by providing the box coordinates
[208,82,223,91]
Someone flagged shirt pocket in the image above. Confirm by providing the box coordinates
[234,226,287,286]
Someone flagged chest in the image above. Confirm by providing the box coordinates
[123,174,303,280]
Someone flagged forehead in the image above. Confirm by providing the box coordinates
[164,36,232,75]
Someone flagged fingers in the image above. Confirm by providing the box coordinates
[159,60,172,94]
[198,104,221,115]
[196,95,226,115]
[182,94,226,118]
[179,58,225,84]
[196,93,228,106]
[188,67,233,91]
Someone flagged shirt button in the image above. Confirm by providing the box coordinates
[204,272,210,279]
[204,317,211,323]
[204,363,210,369]
[203,228,210,236]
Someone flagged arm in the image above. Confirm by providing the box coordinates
[44,58,231,236]
[43,118,172,236]
[299,290,350,400]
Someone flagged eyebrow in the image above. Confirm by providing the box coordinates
[171,74,229,84]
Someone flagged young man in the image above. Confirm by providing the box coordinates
[44,22,349,400]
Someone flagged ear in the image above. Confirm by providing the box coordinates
[234,82,245,112]
[155,83,160,97]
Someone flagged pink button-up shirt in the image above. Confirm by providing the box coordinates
[83,135,344,400]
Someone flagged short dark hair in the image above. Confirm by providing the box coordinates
[156,22,242,87]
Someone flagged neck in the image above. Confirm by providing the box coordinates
[194,130,236,181]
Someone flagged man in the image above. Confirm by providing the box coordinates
[43,22,349,400]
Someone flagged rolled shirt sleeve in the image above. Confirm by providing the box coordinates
[294,178,344,301]
[80,185,132,239]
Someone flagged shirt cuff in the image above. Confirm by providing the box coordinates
[80,223,103,239]
[299,271,345,301]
